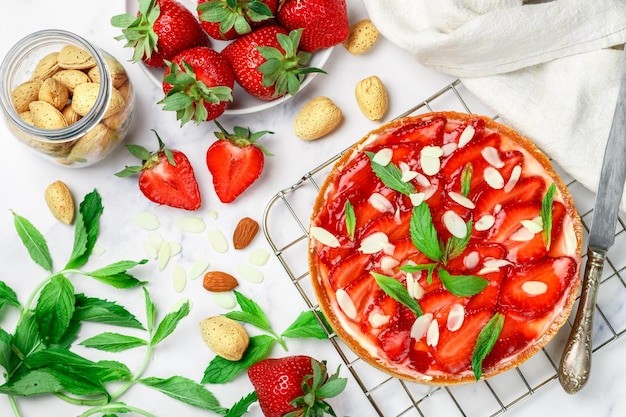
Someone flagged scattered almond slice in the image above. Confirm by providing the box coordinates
[248,248,270,266]
[369,192,394,212]
[168,241,182,257]
[481,146,505,168]
[442,210,467,239]
[212,292,237,310]
[380,256,399,274]
[359,231,394,254]
[207,228,229,253]
[173,265,186,292]
[426,318,440,347]
[188,259,210,280]
[504,165,522,193]
[475,214,495,231]
[449,191,475,209]
[521,217,543,234]
[522,280,548,295]
[484,166,505,189]
[237,265,264,283]
[372,148,392,165]
[336,289,357,319]
[411,313,433,340]
[176,216,206,233]
[144,232,164,259]
[134,211,160,230]
[510,227,535,242]
[369,313,390,328]
[157,242,171,271]
[207,209,219,220]
[409,192,426,207]
[463,251,480,269]
[310,226,340,248]
[447,304,465,332]
[458,125,475,148]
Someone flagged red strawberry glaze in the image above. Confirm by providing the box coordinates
[309,112,582,385]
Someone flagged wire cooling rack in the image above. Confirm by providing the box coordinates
[262,80,626,417]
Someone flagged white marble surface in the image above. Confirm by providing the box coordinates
[1,1,625,417]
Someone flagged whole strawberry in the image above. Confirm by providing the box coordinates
[276,0,349,52]
[206,121,273,203]
[116,130,202,211]
[197,0,278,40]
[221,25,325,101]
[160,47,234,125]
[111,0,211,68]
[248,355,347,417]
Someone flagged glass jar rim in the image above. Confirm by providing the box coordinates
[0,29,111,143]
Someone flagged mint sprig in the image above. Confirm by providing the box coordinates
[437,268,488,297]
[366,151,417,195]
[410,203,443,261]
[345,200,356,241]
[541,182,557,250]
[372,272,423,317]
[472,312,505,380]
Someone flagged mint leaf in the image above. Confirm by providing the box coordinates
[144,287,157,335]
[150,300,190,347]
[281,310,329,340]
[443,220,472,263]
[80,332,147,352]
[88,271,146,289]
[73,294,144,329]
[139,376,228,413]
[12,314,42,360]
[438,268,488,297]
[66,189,103,270]
[399,263,437,284]
[472,312,505,380]
[201,335,274,384]
[366,151,416,195]
[12,211,53,273]
[410,204,443,261]
[372,272,423,317]
[461,163,473,197]
[35,274,75,346]
[0,281,20,311]
[0,329,12,374]
[345,200,356,240]
[225,291,272,332]
[225,392,258,417]
[541,182,557,250]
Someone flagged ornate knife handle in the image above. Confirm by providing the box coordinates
[558,247,605,394]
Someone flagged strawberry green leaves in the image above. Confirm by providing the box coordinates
[201,291,329,385]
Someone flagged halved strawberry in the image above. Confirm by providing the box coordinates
[474,176,546,217]
[343,273,380,319]
[385,116,446,147]
[465,269,504,312]
[497,256,577,320]
[482,332,527,370]
[357,210,411,243]
[430,308,493,374]
[440,131,500,180]
[418,288,461,320]
[407,344,433,373]
[328,252,372,290]
[378,322,411,362]
[488,201,541,243]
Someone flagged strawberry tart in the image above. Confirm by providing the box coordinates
[308,111,582,384]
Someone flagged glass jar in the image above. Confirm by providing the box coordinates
[0,29,134,167]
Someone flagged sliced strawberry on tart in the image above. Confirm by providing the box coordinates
[308,111,582,384]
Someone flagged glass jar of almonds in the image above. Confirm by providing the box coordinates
[0,29,134,167]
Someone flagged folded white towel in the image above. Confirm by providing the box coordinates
[364,0,626,208]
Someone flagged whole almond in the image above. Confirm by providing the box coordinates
[12,80,42,113]
[29,101,68,129]
[233,217,259,250]
[294,96,343,140]
[203,271,239,292]
[71,82,100,116]
[44,180,75,224]
[31,52,60,80]
[67,123,113,162]
[57,45,96,70]
[39,77,70,110]
[52,69,91,93]
[200,316,249,361]
[355,75,388,121]
[343,19,380,55]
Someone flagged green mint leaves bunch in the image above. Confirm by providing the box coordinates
[0,190,229,417]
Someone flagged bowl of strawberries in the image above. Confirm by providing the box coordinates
[117,0,347,120]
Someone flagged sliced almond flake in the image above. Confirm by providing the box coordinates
[207,228,229,253]
[414,172,431,187]
[564,224,577,254]
[423,185,438,201]
[237,265,264,283]
[206,209,219,220]
[421,146,444,158]
[481,146,505,168]
[426,318,440,347]
[449,191,476,209]
[475,214,496,231]
[134,211,160,230]
[168,241,182,257]
[249,248,270,266]
[521,217,543,234]
[412,280,425,300]
[504,165,522,193]
[401,169,419,182]
[336,289,357,319]
[447,304,465,332]
[494,204,502,214]
[188,259,210,280]
[406,272,416,298]
[522,280,548,295]
[172,265,186,293]
[484,167,505,189]
[144,232,164,259]
[463,251,480,269]
[478,266,500,275]
[212,292,237,310]
[359,231,391,254]
[442,142,458,156]
[310,226,340,248]
[483,259,512,268]
[410,192,426,207]
[373,148,393,165]
[443,210,467,239]
[411,313,433,340]
[380,256,399,274]
[369,192,394,213]
[157,241,171,271]
[176,216,206,233]
[369,313,391,328]
[420,154,440,176]
[509,227,535,242]
[458,125,475,148]
[93,244,106,257]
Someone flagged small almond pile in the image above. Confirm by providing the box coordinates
[10,45,133,163]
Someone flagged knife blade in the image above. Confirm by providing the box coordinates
[558,51,626,394]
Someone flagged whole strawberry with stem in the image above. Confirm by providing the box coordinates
[197,0,278,40]
[206,120,273,203]
[276,0,350,52]
[247,355,347,417]
[111,0,211,68]
[221,25,325,101]
[160,46,234,125]
[116,130,202,210]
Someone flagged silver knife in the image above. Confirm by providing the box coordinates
[558,51,626,394]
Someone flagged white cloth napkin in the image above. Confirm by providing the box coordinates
[363,0,626,208]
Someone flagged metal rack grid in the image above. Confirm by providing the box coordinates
[262,80,626,417]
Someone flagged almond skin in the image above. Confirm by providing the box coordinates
[203,271,239,292]
[44,180,75,224]
[233,217,259,250]
[200,316,249,361]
